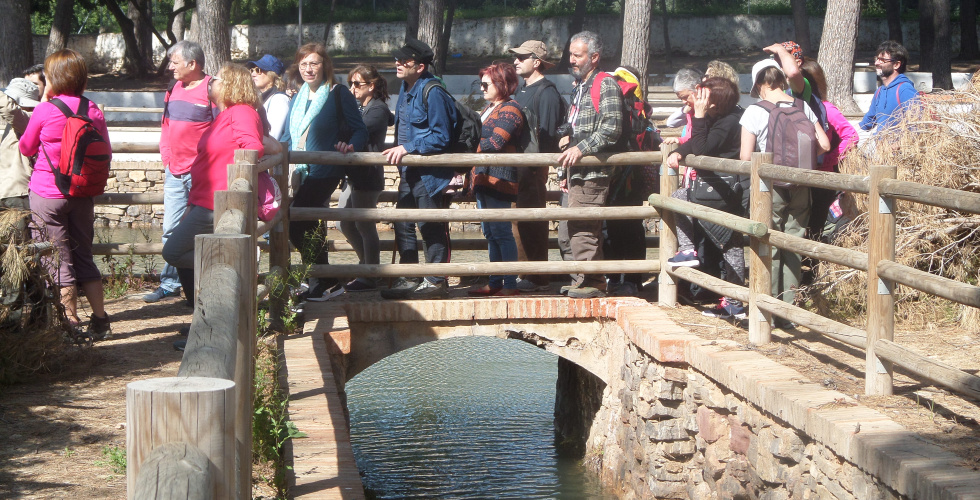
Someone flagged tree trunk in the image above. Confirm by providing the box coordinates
[931,0,952,89]
[0,0,33,86]
[657,0,671,71]
[46,0,74,57]
[790,0,812,55]
[173,0,188,41]
[621,0,652,100]
[436,0,456,76]
[188,8,200,41]
[128,0,154,74]
[960,0,979,59]
[558,0,588,71]
[817,0,861,113]
[417,0,444,70]
[406,0,419,41]
[919,0,934,72]
[885,0,903,44]
[99,0,150,76]
[197,0,230,76]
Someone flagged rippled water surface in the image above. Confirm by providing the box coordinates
[347,336,618,499]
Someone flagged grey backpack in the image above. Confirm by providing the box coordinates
[755,98,817,174]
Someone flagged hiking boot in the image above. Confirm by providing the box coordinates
[610,281,640,297]
[143,286,180,303]
[407,279,449,300]
[344,278,377,293]
[666,249,699,267]
[702,298,747,320]
[380,277,421,300]
[567,286,606,299]
[515,278,550,292]
[300,278,345,302]
[559,284,579,296]
[88,313,111,341]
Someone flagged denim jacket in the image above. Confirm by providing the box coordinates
[394,72,458,196]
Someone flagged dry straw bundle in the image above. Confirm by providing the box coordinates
[806,78,980,331]
[0,208,70,385]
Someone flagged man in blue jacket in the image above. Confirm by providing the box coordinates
[860,40,919,133]
[381,39,457,300]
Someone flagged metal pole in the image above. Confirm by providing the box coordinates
[298,0,304,46]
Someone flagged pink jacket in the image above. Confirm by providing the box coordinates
[19,95,110,199]
[187,104,264,210]
[821,101,858,171]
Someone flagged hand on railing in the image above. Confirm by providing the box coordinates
[334,141,355,154]
[382,145,409,165]
[262,136,283,155]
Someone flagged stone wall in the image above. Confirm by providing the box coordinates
[33,16,957,73]
[582,340,896,499]
[97,161,166,227]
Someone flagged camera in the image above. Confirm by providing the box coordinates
[556,123,574,151]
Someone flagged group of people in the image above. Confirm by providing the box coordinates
[0,32,921,340]
[662,39,916,323]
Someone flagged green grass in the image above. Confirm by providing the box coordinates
[95,446,126,476]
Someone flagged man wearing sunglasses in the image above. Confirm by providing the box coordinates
[381,39,458,300]
[859,40,919,133]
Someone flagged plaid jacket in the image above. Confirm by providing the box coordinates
[569,70,623,180]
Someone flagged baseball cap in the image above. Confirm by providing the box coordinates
[750,59,783,97]
[507,40,556,69]
[780,41,804,63]
[246,54,286,76]
[3,78,40,108]
[393,39,435,64]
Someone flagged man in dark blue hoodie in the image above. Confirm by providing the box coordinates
[860,40,919,133]
[382,39,458,300]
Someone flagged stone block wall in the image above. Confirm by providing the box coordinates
[585,341,897,500]
[97,161,166,227]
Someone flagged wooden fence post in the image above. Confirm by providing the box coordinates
[749,152,774,344]
[268,143,292,329]
[658,142,679,306]
[126,377,236,500]
[866,165,898,396]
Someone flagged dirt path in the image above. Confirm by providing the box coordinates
[0,292,189,498]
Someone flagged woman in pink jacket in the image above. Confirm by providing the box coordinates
[19,49,111,341]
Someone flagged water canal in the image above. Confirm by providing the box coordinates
[346,336,619,499]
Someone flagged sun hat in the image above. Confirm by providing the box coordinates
[3,78,40,108]
[508,40,556,69]
[246,54,286,76]
[779,41,804,63]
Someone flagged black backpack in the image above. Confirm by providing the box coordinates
[422,80,481,152]
[516,80,567,154]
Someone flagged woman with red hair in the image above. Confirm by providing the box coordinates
[468,62,525,296]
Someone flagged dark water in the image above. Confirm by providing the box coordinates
[346,336,619,500]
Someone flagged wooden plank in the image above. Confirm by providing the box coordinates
[305,260,660,279]
[867,165,897,396]
[648,193,768,237]
[658,143,679,307]
[133,442,214,500]
[757,163,872,194]
[755,294,868,349]
[289,206,661,223]
[94,192,164,205]
[113,142,161,153]
[681,155,751,176]
[288,150,662,167]
[878,178,980,215]
[268,143,292,329]
[874,339,980,401]
[769,230,869,271]
[878,260,980,308]
[177,264,242,380]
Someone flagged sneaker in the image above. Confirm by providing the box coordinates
[88,314,111,341]
[702,298,747,320]
[380,277,421,300]
[567,286,606,299]
[344,279,377,293]
[143,287,181,303]
[302,278,345,302]
[666,249,699,267]
[407,279,449,300]
[610,281,640,297]
[559,284,578,296]
[173,339,186,351]
[515,278,549,292]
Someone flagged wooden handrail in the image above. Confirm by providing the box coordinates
[647,193,768,237]
[873,339,980,400]
[877,260,980,308]
[288,150,663,166]
[289,206,660,223]
[305,260,659,279]
[878,177,980,215]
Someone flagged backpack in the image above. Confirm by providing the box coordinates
[517,80,568,154]
[421,79,481,173]
[257,171,282,222]
[754,98,818,177]
[589,72,662,153]
[41,97,112,198]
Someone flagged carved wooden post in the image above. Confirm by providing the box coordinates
[749,152,774,344]
[658,142,679,306]
[866,165,897,395]
[126,377,236,499]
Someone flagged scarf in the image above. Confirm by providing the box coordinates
[288,82,331,172]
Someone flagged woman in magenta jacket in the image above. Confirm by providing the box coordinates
[162,63,275,304]
[19,49,112,341]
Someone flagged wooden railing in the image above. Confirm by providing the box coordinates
[654,144,980,400]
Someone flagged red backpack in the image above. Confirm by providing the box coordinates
[41,97,112,197]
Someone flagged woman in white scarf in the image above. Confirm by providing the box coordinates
[282,43,367,302]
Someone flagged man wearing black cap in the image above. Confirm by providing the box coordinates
[381,39,458,300]
[509,40,566,292]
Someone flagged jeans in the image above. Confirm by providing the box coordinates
[393,176,451,283]
[393,177,419,264]
[338,183,382,284]
[289,176,341,265]
[161,169,192,292]
[477,192,518,289]
[161,204,214,303]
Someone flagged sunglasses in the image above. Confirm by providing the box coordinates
[875,56,896,63]
[515,53,538,62]
[349,81,370,88]
[480,82,492,91]
[394,58,416,66]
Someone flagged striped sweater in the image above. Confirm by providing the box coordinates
[473,99,524,201]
